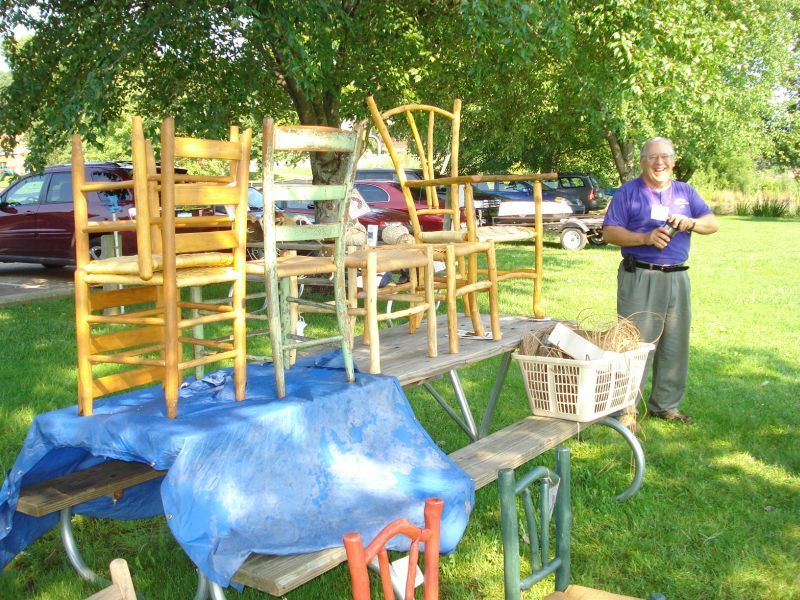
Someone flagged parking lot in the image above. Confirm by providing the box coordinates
[0,263,74,305]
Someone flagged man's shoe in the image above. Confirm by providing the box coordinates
[650,409,693,424]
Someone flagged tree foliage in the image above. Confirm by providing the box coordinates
[0,0,797,189]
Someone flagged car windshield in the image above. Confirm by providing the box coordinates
[248,187,263,210]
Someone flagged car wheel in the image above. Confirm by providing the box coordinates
[560,227,587,251]
[588,234,607,246]
[89,238,104,260]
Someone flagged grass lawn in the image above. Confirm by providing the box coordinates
[0,215,798,599]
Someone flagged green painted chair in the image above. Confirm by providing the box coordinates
[498,446,666,600]
[246,118,362,397]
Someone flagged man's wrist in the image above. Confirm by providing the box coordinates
[688,219,696,233]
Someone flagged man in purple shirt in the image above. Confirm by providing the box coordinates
[603,137,719,425]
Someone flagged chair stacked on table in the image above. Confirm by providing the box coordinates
[72,116,251,419]
[366,95,554,325]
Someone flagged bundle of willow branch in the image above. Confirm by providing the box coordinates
[521,315,640,358]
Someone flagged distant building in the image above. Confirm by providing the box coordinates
[0,144,28,175]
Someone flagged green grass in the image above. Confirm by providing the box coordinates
[1,216,799,599]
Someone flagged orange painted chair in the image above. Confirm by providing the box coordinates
[343,497,444,600]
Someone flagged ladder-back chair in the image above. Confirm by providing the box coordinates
[498,447,666,600]
[366,95,554,319]
[245,118,360,397]
[343,497,444,600]
[72,116,251,419]
[366,96,501,352]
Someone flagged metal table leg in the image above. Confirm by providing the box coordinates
[59,508,109,586]
[423,351,515,442]
[598,417,646,501]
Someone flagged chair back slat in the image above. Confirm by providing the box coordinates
[172,184,240,206]
[173,136,242,160]
[273,183,347,203]
[274,223,339,243]
[174,230,237,254]
[274,126,359,153]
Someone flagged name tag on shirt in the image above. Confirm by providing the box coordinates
[650,204,669,221]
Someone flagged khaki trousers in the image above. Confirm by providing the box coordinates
[617,262,691,414]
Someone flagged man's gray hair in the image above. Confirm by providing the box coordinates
[640,137,675,160]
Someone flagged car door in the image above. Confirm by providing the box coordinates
[36,172,76,259]
[0,174,46,256]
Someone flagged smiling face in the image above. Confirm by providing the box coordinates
[640,139,675,190]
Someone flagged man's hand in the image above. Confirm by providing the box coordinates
[645,227,672,249]
[668,214,696,232]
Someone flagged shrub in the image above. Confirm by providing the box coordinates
[750,196,790,217]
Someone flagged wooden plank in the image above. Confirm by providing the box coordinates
[232,548,346,596]
[272,183,346,203]
[174,137,241,160]
[351,315,546,387]
[274,126,357,153]
[16,460,166,517]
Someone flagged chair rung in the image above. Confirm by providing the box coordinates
[178,336,234,351]
[284,335,344,351]
[288,297,337,312]
[179,349,239,371]
[91,354,164,367]
[179,311,238,329]
[455,281,493,296]
[178,300,234,313]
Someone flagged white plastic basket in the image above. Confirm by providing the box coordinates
[513,343,654,422]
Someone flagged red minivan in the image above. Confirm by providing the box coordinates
[0,163,135,267]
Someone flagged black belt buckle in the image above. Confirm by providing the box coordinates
[635,260,688,272]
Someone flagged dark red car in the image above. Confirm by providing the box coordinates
[0,163,136,267]
[354,180,446,232]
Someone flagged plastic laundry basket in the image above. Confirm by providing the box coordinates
[513,343,654,422]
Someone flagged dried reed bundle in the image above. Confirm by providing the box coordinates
[520,314,641,357]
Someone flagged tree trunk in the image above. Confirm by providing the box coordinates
[604,127,637,184]
[673,160,694,182]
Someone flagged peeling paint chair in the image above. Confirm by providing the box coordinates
[498,446,666,600]
[245,118,360,397]
[72,116,251,418]
[343,497,444,600]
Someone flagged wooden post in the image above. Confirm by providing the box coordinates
[366,251,380,374]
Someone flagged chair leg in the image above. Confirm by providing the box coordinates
[425,246,438,358]
[365,251,380,374]
[266,268,285,398]
[446,244,458,354]
[289,275,299,365]
[163,283,180,419]
[279,277,292,369]
[346,267,358,347]
[467,253,486,338]
[408,266,419,334]
[232,276,247,401]
[334,259,356,383]
[74,271,94,416]
[487,241,502,340]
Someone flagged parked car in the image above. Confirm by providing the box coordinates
[356,168,503,225]
[0,162,136,267]
[473,178,585,215]
[547,173,607,212]
[354,180,445,232]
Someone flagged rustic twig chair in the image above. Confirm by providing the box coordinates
[86,559,137,600]
[498,446,666,600]
[366,95,553,319]
[245,118,360,397]
[72,116,251,418]
[343,497,444,600]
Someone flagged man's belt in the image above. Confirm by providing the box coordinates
[635,260,689,273]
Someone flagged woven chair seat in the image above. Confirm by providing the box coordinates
[475,225,535,242]
[82,252,233,275]
[345,247,430,271]
[84,265,240,287]
[246,255,338,278]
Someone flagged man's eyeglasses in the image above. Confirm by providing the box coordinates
[646,153,675,162]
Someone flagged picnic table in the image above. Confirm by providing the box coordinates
[9,315,644,598]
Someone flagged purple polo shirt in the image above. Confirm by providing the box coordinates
[603,177,712,264]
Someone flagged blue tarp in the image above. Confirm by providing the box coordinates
[0,356,474,588]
